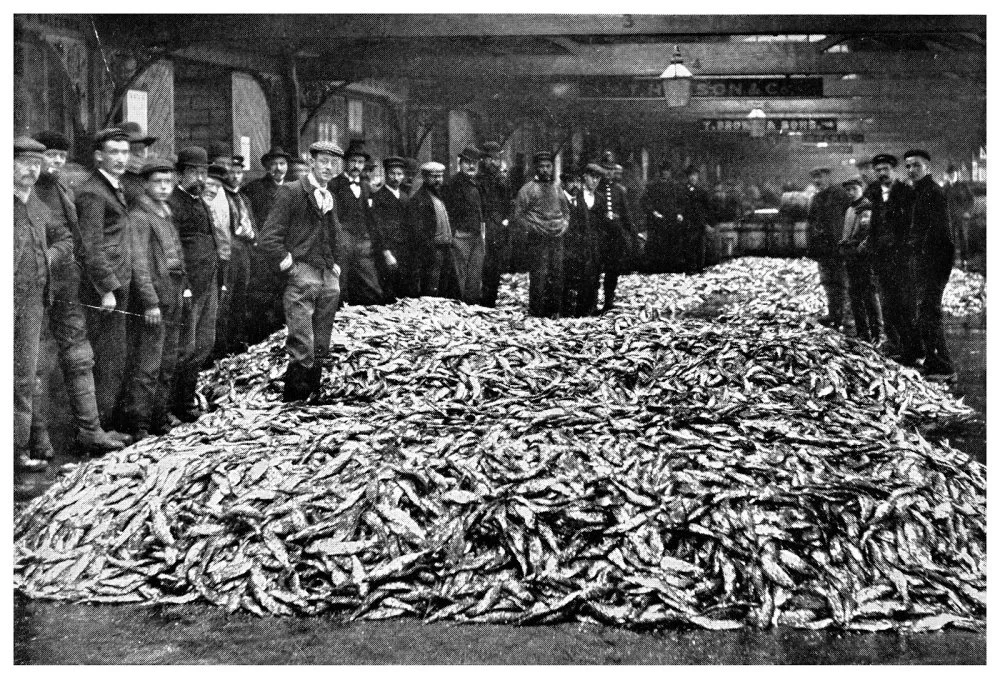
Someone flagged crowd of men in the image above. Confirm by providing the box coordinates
[805,150,959,383]
[13,126,965,472]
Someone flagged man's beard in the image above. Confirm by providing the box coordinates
[537,173,553,183]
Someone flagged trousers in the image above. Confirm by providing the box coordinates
[527,233,565,318]
[874,249,920,361]
[451,229,486,305]
[481,220,513,307]
[815,257,847,323]
[173,279,218,415]
[83,280,131,429]
[284,261,340,370]
[913,257,954,375]
[339,231,384,306]
[14,287,45,455]
[844,258,883,342]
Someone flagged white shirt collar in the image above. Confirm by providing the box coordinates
[387,185,400,199]
[99,168,121,189]
[308,173,329,193]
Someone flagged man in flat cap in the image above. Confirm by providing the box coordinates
[942,163,975,268]
[806,166,851,328]
[201,163,236,357]
[590,154,637,313]
[443,145,486,304]
[372,156,409,300]
[640,161,683,273]
[513,151,571,318]
[119,121,159,206]
[329,140,386,305]
[169,146,218,422]
[860,153,917,361]
[478,141,513,308]
[259,140,344,401]
[14,137,74,470]
[75,127,138,432]
[30,130,130,457]
[838,176,883,344]
[122,157,188,439]
[404,162,453,297]
[561,163,604,317]
[903,149,956,381]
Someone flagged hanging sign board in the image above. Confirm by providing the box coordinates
[800,133,865,144]
[577,77,670,100]
[701,118,838,133]
[692,77,824,98]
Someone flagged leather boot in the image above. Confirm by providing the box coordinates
[29,421,55,460]
[282,364,309,403]
[308,365,323,398]
[76,427,127,456]
[15,449,47,472]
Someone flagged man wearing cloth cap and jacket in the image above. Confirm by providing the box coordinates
[838,176,883,344]
[259,140,343,402]
[590,155,636,313]
[119,121,158,206]
[479,141,514,308]
[806,167,852,327]
[371,156,409,300]
[514,151,571,318]
[404,162,454,297]
[331,140,386,305]
[76,127,140,432]
[14,136,74,471]
[29,130,130,458]
[903,149,956,381]
[443,145,487,304]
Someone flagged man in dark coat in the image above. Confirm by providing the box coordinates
[330,140,386,305]
[30,130,129,458]
[404,162,453,297]
[479,141,513,307]
[443,145,486,304]
[838,176,883,343]
[590,159,637,313]
[860,153,917,362]
[119,121,158,206]
[681,165,713,274]
[942,163,975,267]
[371,156,409,300]
[259,141,344,401]
[561,163,603,317]
[169,146,217,422]
[15,136,74,471]
[243,146,291,224]
[640,162,683,273]
[75,127,138,432]
[806,167,851,327]
[904,149,956,381]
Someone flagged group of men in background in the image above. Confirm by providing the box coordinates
[806,150,959,382]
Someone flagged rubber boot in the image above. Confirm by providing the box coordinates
[307,365,323,400]
[282,364,309,403]
[76,427,128,457]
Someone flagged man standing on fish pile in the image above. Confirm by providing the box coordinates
[904,149,956,383]
[860,154,918,363]
[14,136,74,471]
[806,167,851,328]
[513,151,571,318]
[561,163,604,317]
[838,176,883,344]
[443,145,487,304]
[590,154,637,313]
[260,141,343,402]
[479,141,514,308]
[29,131,130,459]
[403,162,454,297]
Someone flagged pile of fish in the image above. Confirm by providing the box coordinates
[14,258,985,633]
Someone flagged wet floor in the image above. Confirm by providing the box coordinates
[13,284,987,664]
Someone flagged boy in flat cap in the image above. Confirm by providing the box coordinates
[259,140,344,401]
[838,176,883,344]
[371,156,409,300]
[443,145,486,304]
[806,166,851,328]
[122,157,188,439]
[30,130,130,457]
[903,149,956,381]
[513,151,571,318]
[478,141,513,308]
[75,127,137,432]
[14,137,74,471]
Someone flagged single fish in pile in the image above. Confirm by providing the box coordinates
[14,257,985,633]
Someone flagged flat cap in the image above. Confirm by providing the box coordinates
[138,156,176,177]
[15,135,46,160]
[584,162,608,177]
[420,161,446,173]
[260,146,292,165]
[120,121,157,146]
[176,146,209,169]
[870,153,898,168]
[345,139,370,161]
[903,148,931,162]
[207,163,230,182]
[34,130,70,152]
[481,141,503,157]
[458,145,481,162]
[92,127,130,150]
[382,155,407,170]
[841,175,865,188]
[308,140,344,158]
[532,150,554,164]
[809,166,832,177]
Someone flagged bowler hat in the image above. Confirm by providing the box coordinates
[138,156,176,177]
[870,153,898,168]
[383,155,407,170]
[206,140,232,161]
[533,150,554,164]
[308,140,344,158]
[176,146,209,169]
[458,145,481,163]
[14,135,46,160]
[903,149,931,162]
[34,130,70,152]
[207,163,230,182]
[344,140,370,161]
[120,121,158,146]
[92,127,130,151]
[481,141,503,158]
[260,146,292,166]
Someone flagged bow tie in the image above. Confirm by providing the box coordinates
[349,180,360,186]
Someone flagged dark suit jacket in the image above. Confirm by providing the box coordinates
[330,175,377,238]
[908,174,954,270]
[243,176,284,226]
[371,185,408,253]
[478,169,511,225]
[443,172,484,234]
[807,185,851,258]
[75,170,132,296]
[862,179,913,255]
[169,186,218,295]
[15,192,73,304]
[593,179,635,240]
[35,173,82,264]
[259,177,341,272]
[128,196,185,311]
[403,186,444,264]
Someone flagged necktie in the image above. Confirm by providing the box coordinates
[116,188,127,205]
